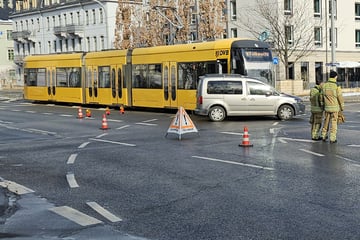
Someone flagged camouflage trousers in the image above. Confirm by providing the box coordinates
[321,111,339,142]
[310,112,323,139]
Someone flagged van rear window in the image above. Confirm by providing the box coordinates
[207,81,243,94]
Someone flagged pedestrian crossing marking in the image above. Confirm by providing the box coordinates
[86,201,122,223]
[50,206,102,226]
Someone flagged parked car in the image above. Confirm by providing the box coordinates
[194,74,305,121]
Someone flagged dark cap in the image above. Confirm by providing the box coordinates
[330,70,338,78]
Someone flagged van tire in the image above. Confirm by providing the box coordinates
[209,106,226,122]
[277,105,294,120]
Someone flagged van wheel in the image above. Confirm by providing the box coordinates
[209,106,226,122]
[277,105,294,120]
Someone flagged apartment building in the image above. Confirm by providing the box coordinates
[227,0,360,94]
[0,20,17,88]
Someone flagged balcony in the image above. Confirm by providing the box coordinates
[66,24,84,38]
[11,30,36,43]
[14,55,25,66]
[54,25,84,38]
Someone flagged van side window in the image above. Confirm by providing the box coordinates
[247,81,271,95]
[207,81,242,94]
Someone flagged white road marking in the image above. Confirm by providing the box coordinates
[278,137,315,143]
[272,122,279,126]
[78,142,90,148]
[25,110,36,113]
[336,155,360,166]
[66,173,79,188]
[42,112,53,115]
[67,154,77,164]
[220,132,243,136]
[107,119,123,123]
[0,180,34,195]
[348,144,360,147]
[192,156,274,171]
[135,122,157,126]
[26,128,57,135]
[89,138,136,147]
[50,206,102,226]
[86,201,122,223]
[299,149,325,157]
[95,133,108,138]
[117,125,130,130]
[142,119,158,123]
[60,114,73,117]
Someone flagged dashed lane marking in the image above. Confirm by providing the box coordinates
[135,122,157,126]
[50,206,103,226]
[192,156,274,171]
[66,173,79,188]
[117,125,130,130]
[0,180,35,195]
[89,138,136,147]
[299,149,325,157]
[78,142,90,148]
[86,201,122,223]
[67,154,77,164]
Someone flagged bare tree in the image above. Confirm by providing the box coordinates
[237,0,318,79]
[114,0,225,49]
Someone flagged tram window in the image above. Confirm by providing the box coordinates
[37,69,46,86]
[132,64,147,88]
[98,66,110,88]
[178,62,216,90]
[69,68,81,87]
[25,68,37,86]
[148,64,162,89]
[56,68,68,87]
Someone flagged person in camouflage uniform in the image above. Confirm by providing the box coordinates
[321,71,345,143]
[309,80,323,140]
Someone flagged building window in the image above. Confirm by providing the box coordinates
[315,62,323,83]
[355,30,360,47]
[8,49,14,61]
[101,36,105,49]
[99,9,103,23]
[285,25,293,45]
[230,0,236,20]
[329,27,337,47]
[284,0,292,15]
[314,27,322,46]
[7,30,12,40]
[77,11,81,25]
[94,37,97,51]
[231,28,237,38]
[314,0,321,17]
[288,62,294,80]
[356,3,360,20]
[93,9,96,24]
[301,62,309,89]
[329,0,337,18]
[86,10,89,25]
[70,12,74,24]
[53,40,56,52]
[47,17,50,30]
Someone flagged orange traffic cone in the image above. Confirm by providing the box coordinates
[105,107,110,115]
[120,105,125,114]
[86,109,92,118]
[100,114,109,130]
[239,126,253,147]
[77,107,84,119]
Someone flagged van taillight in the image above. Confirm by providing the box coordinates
[198,96,203,105]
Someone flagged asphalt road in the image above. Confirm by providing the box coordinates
[0,94,360,239]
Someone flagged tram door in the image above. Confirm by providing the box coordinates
[47,67,56,101]
[163,62,178,108]
[110,65,124,105]
[86,66,99,103]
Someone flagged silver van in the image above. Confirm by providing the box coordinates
[194,74,305,121]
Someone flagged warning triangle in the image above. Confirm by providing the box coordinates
[166,106,198,140]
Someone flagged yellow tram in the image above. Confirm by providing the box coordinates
[23,38,273,110]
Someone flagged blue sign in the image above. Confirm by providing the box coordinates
[273,57,279,65]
